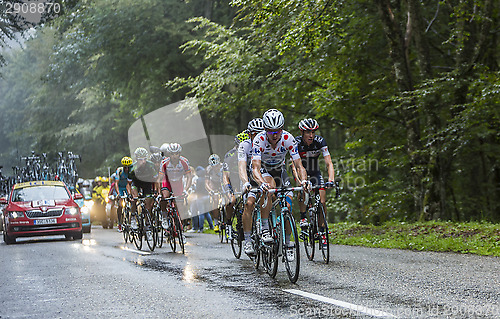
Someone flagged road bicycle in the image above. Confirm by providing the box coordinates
[301,181,340,264]
[161,194,186,254]
[215,192,228,244]
[151,195,164,248]
[120,196,132,244]
[126,195,156,251]
[265,186,304,283]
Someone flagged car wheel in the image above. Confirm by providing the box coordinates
[3,232,15,245]
[73,231,83,240]
[83,225,91,233]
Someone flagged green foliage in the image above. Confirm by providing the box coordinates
[330,221,500,256]
[0,0,236,177]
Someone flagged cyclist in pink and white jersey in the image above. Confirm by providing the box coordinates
[158,143,192,228]
[251,109,310,255]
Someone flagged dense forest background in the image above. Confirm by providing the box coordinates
[0,0,498,223]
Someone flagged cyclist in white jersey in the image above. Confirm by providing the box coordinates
[251,109,310,250]
[238,118,265,255]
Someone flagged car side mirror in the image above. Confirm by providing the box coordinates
[73,193,84,200]
[0,197,7,205]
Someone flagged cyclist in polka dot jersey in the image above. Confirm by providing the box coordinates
[251,109,311,246]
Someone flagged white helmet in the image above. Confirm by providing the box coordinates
[160,143,170,154]
[208,154,220,166]
[247,118,265,133]
[298,118,319,131]
[169,143,182,153]
[134,147,148,159]
[262,109,284,130]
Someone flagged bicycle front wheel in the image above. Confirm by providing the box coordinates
[131,212,143,251]
[303,215,315,261]
[283,214,300,283]
[230,208,242,259]
[144,209,156,251]
[318,204,330,264]
[122,207,130,243]
[174,214,185,254]
[155,211,164,248]
[167,214,176,253]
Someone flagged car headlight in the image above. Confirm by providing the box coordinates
[9,211,25,219]
[66,207,79,215]
[81,206,90,215]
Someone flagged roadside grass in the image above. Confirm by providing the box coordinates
[329,221,500,257]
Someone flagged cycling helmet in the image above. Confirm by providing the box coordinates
[169,143,182,154]
[235,131,250,145]
[160,143,170,155]
[95,176,101,182]
[262,109,284,130]
[121,156,133,167]
[298,118,319,131]
[247,118,265,133]
[150,153,163,163]
[208,154,220,166]
[134,147,148,159]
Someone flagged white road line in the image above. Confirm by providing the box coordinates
[284,289,398,318]
[121,246,152,255]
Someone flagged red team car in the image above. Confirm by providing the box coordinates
[1,181,83,244]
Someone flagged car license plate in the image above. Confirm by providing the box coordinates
[34,218,57,225]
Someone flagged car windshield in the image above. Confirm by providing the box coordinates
[12,186,70,202]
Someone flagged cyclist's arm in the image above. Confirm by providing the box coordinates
[292,157,308,184]
[251,158,266,185]
[238,160,249,184]
[290,159,300,184]
[222,169,231,187]
[324,154,335,182]
[126,180,133,197]
[204,170,214,194]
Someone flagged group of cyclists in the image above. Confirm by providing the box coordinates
[105,108,336,264]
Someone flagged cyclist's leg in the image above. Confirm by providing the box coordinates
[130,186,139,213]
[312,173,326,229]
[277,168,295,242]
[243,193,256,253]
[160,188,171,227]
[225,193,236,224]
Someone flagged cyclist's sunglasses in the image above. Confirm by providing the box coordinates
[266,129,283,135]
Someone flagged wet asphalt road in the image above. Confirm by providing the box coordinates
[0,228,499,319]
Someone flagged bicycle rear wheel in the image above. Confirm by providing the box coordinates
[122,207,130,243]
[131,212,143,250]
[144,209,156,251]
[283,213,300,283]
[318,204,330,264]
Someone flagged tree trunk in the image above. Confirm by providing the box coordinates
[375,0,425,217]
